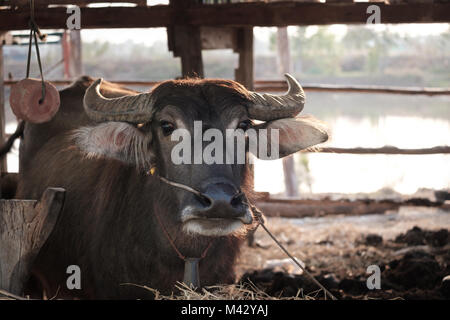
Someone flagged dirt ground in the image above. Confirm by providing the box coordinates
[236,206,450,300]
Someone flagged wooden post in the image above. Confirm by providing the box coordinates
[62,29,83,79]
[0,188,65,296]
[233,27,255,246]
[168,0,204,78]
[175,25,204,78]
[234,27,253,90]
[62,30,71,79]
[69,30,83,78]
[0,34,6,174]
[277,27,299,198]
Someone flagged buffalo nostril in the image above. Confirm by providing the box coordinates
[195,193,213,208]
[230,192,245,208]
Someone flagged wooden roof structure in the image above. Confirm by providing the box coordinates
[1,0,449,31]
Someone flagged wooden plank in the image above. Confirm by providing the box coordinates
[0,188,65,295]
[255,199,400,218]
[255,197,448,219]
[1,2,450,30]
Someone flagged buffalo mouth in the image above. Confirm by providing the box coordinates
[181,207,253,237]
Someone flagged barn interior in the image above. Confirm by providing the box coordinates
[0,0,449,300]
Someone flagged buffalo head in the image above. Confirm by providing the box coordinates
[73,74,328,237]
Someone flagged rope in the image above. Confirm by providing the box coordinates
[158,176,208,202]
[25,0,46,104]
[150,170,337,299]
[249,203,338,300]
[153,208,213,261]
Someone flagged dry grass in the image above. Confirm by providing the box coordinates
[2,206,448,300]
[123,281,312,300]
[1,283,312,300]
[0,289,28,300]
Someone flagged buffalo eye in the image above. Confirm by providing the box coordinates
[160,120,175,136]
[237,120,251,131]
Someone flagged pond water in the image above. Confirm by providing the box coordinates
[254,92,450,195]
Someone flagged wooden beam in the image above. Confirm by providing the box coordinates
[255,196,448,219]
[0,188,65,296]
[187,2,450,26]
[4,79,160,86]
[0,5,171,31]
[1,2,450,31]
[313,146,450,155]
[255,82,450,96]
[4,79,450,96]
[3,0,147,7]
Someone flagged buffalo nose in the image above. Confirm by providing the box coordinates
[193,181,251,222]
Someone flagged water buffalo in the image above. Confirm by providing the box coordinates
[15,74,328,299]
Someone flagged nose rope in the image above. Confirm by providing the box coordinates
[147,169,214,262]
[153,208,213,262]
[148,168,211,203]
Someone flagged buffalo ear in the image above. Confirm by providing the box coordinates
[72,122,153,168]
[254,116,329,158]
